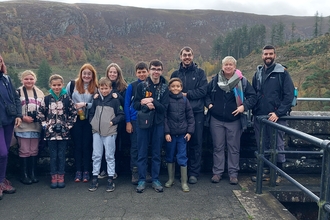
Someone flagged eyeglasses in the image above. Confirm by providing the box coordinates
[150,68,162,72]
[182,53,192,58]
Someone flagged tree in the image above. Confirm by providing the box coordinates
[37,59,52,89]
[7,66,20,88]
[314,11,319,38]
[291,22,296,42]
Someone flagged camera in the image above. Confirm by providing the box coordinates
[53,123,63,133]
[27,111,38,122]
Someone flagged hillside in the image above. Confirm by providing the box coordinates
[0,0,322,71]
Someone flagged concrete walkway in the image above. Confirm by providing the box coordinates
[1,172,250,220]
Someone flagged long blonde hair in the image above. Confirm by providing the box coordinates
[105,63,127,92]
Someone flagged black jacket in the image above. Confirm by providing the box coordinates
[205,74,257,122]
[171,62,207,113]
[133,76,169,126]
[252,63,294,117]
[165,92,195,135]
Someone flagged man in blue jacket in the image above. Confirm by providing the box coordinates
[251,45,294,185]
[171,47,208,184]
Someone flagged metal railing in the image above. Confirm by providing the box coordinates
[254,115,330,220]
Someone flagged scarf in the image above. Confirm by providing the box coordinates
[217,69,244,106]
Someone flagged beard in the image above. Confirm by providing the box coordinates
[263,58,275,67]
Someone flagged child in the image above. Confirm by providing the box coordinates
[88,77,124,192]
[15,70,44,185]
[124,62,150,185]
[37,74,77,189]
[133,59,169,193]
[164,78,195,192]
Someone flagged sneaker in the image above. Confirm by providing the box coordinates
[211,175,221,183]
[152,180,163,193]
[74,171,82,182]
[0,181,16,194]
[136,181,146,193]
[229,177,238,185]
[106,179,115,192]
[188,176,198,184]
[98,170,107,179]
[88,178,98,192]
[146,172,152,183]
[113,173,118,180]
[83,171,90,183]
[131,169,139,185]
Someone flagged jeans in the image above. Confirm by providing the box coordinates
[136,123,164,181]
[165,134,188,167]
[92,133,117,177]
[48,140,67,175]
[71,119,93,172]
[0,124,14,183]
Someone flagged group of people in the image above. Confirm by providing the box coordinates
[0,44,294,200]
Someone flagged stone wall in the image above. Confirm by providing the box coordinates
[7,111,330,175]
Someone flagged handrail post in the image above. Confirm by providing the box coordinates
[256,116,266,194]
[318,140,330,220]
[269,127,278,187]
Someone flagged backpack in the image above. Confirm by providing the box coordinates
[68,80,75,98]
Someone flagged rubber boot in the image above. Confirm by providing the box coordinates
[20,157,32,185]
[180,166,190,192]
[165,163,175,188]
[57,174,66,188]
[30,156,39,183]
[50,174,58,189]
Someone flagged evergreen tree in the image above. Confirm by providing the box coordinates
[37,59,52,89]
[314,11,319,38]
[7,66,20,88]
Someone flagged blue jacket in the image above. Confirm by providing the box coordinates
[252,63,294,117]
[124,79,143,123]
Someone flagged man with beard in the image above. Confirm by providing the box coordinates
[171,47,207,184]
[251,45,294,185]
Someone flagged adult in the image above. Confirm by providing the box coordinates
[205,56,256,185]
[15,70,45,184]
[171,46,207,184]
[251,45,294,185]
[0,55,22,200]
[67,63,98,183]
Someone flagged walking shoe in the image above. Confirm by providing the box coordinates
[131,168,139,185]
[113,173,118,180]
[50,174,58,189]
[98,170,107,179]
[57,174,65,188]
[211,175,221,183]
[152,180,163,193]
[83,171,90,183]
[251,174,270,182]
[276,175,282,186]
[146,172,152,183]
[136,181,146,193]
[74,171,82,182]
[0,181,16,194]
[106,179,115,192]
[188,176,198,184]
[4,178,13,186]
[229,177,238,185]
[88,178,98,192]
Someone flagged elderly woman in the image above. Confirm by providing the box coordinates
[205,56,256,185]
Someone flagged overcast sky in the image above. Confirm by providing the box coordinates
[0,0,329,16]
